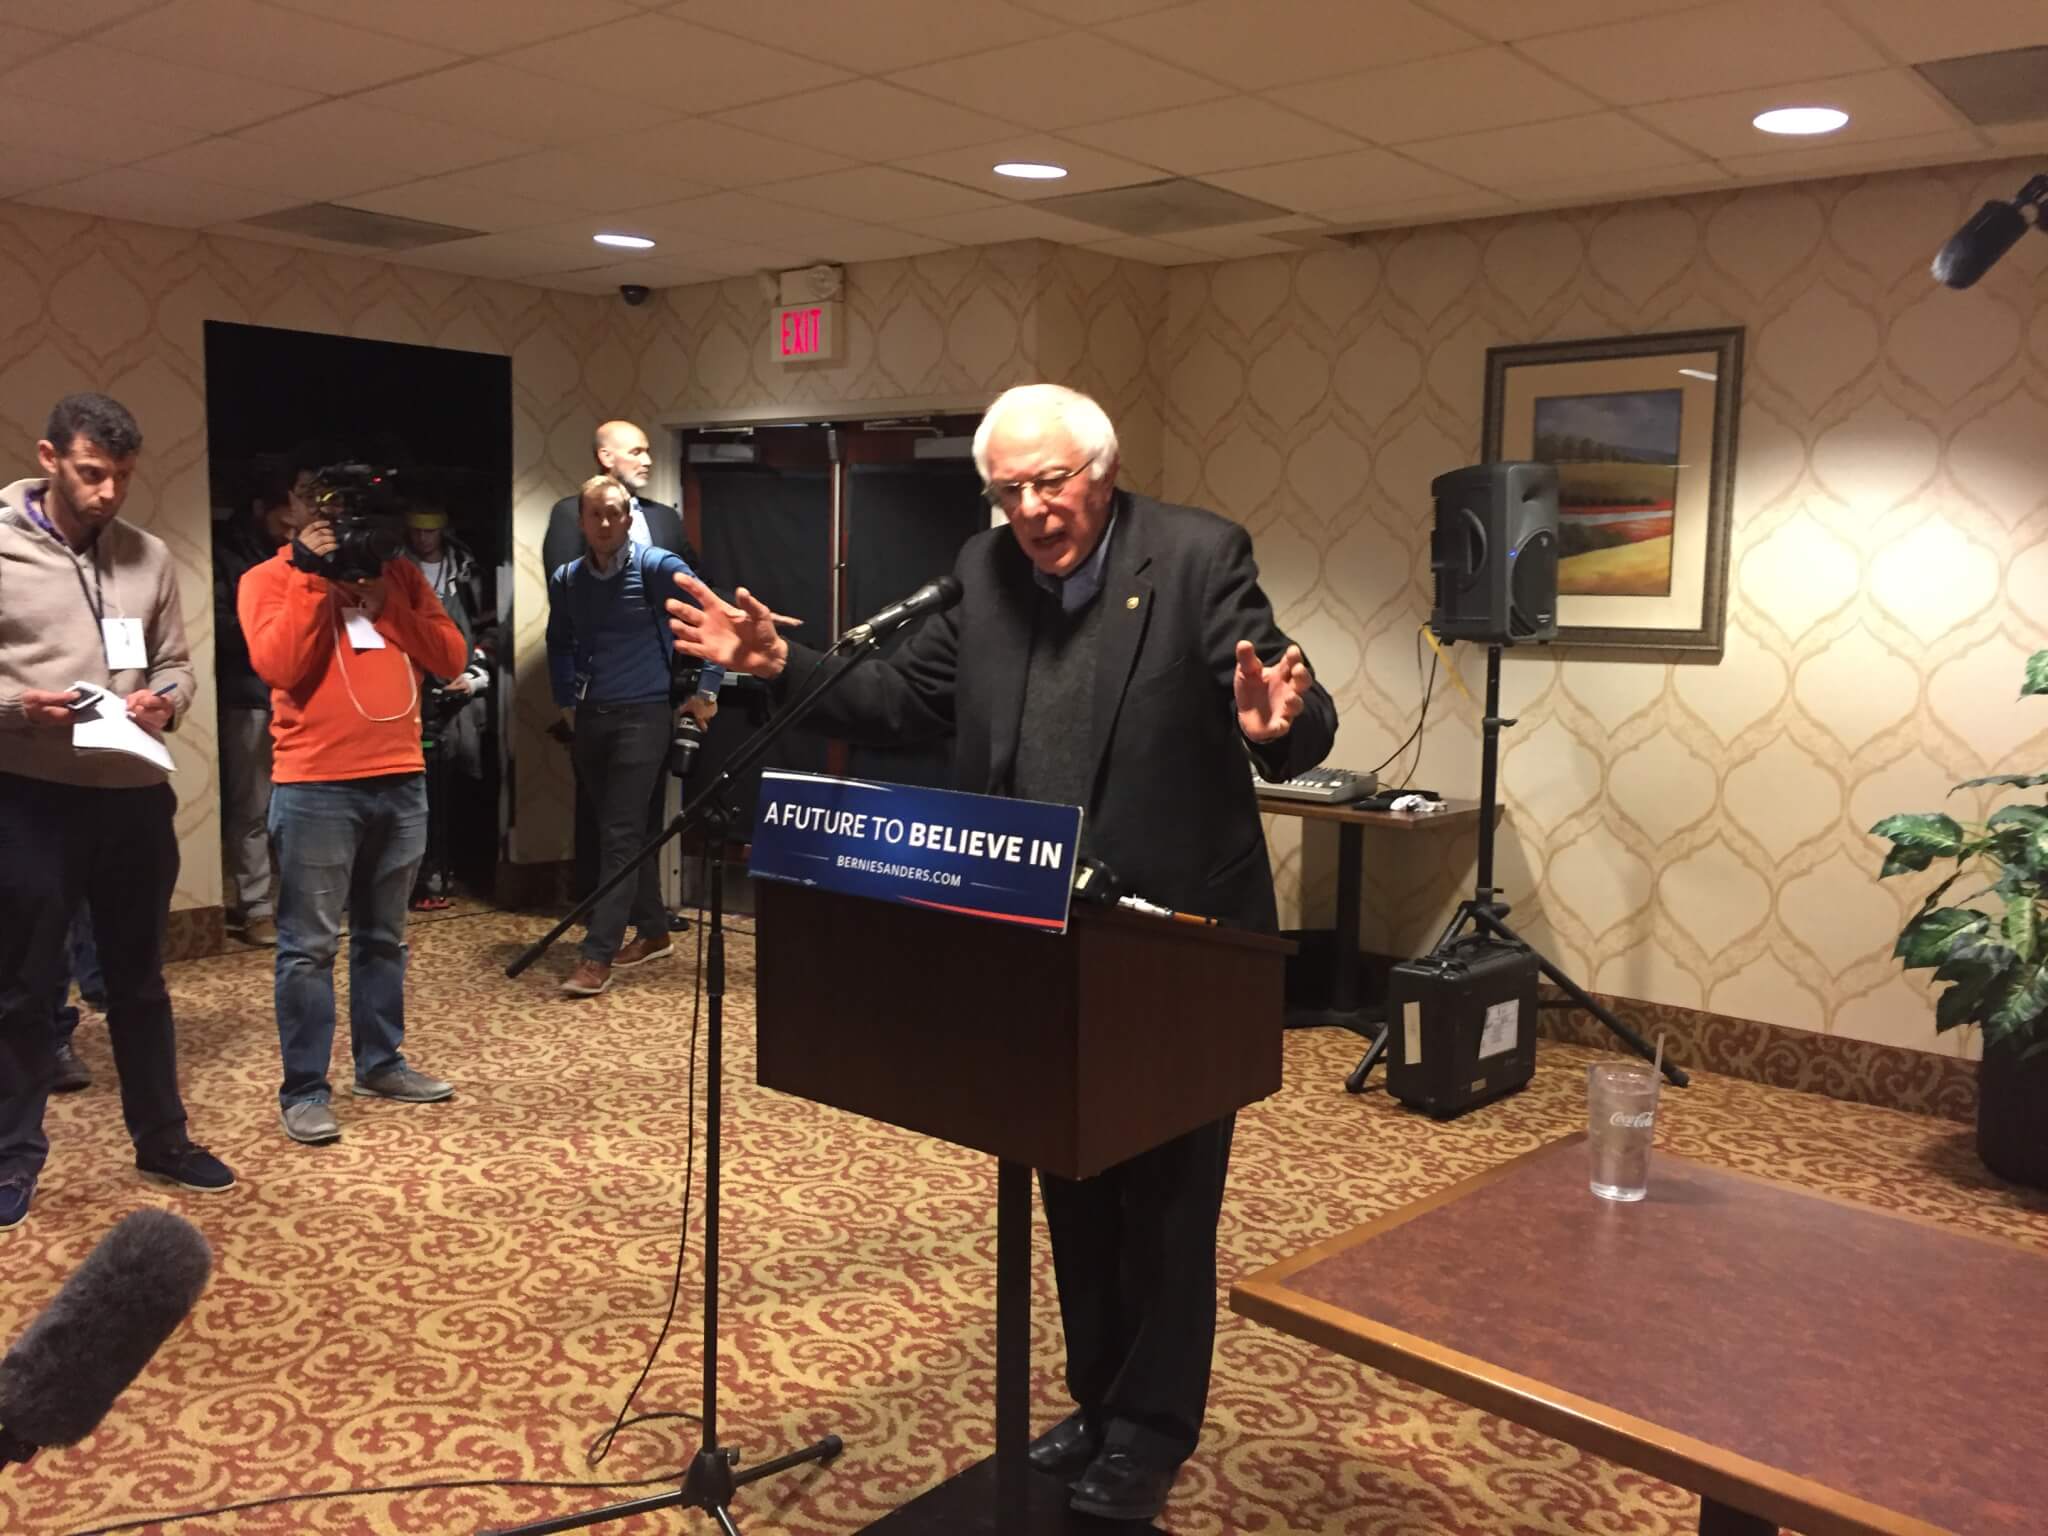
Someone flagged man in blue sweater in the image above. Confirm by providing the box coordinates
[546,477,721,996]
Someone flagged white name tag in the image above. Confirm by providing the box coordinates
[345,613,387,650]
[101,616,147,669]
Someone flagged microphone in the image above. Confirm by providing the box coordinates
[1931,174,2044,289]
[0,1209,212,1466]
[841,574,962,646]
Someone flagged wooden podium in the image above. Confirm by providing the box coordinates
[755,880,1293,1533]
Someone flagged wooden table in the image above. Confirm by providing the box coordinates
[1255,794,1484,1036]
[1232,1136,2048,1535]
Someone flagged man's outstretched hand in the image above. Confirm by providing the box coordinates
[667,573,800,679]
[1235,641,1312,742]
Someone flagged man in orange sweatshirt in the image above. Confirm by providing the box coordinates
[238,487,467,1146]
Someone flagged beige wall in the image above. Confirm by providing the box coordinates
[7,155,2041,1061]
[1153,158,2048,1061]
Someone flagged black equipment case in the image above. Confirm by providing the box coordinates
[1383,936,1539,1119]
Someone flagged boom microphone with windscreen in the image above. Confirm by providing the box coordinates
[1931,174,2045,289]
[0,1209,212,1465]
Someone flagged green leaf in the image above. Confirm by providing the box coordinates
[1880,843,1937,877]
[1935,933,2016,986]
[1952,772,2048,792]
[2023,649,2048,698]
[2005,893,2040,963]
[1936,976,1990,1032]
[1869,812,1966,853]
[1896,907,1984,969]
[1987,960,2048,1034]
[1988,805,2048,833]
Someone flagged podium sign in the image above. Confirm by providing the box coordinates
[749,770,1082,932]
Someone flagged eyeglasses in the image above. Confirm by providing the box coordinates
[983,463,1089,509]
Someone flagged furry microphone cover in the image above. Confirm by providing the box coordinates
[0,1208,212,1448]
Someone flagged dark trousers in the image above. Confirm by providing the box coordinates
[573,700,670,964]
[574,750,668,904]
[1037,1113,1236,1466]
[51,905,106,1042]
[0,773,188,1180]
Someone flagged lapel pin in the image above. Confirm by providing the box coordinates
[1126,595,1140,609]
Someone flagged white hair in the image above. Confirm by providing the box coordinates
[973,384,1119,485]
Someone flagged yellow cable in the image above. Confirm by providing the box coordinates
[1421,624,1475,707]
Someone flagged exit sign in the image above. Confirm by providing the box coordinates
[774,300,842,364]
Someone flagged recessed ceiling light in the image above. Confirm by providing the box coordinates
[594,232,656,250]
[1752,106,1848,136]
[994,161,1068,180]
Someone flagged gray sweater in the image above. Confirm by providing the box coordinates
[0,477,194,788]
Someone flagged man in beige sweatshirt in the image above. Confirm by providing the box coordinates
[0,392,235,1232]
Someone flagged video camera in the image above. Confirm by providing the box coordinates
[293,462,406,582]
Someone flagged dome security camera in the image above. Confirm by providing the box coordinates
[619,283,651,307]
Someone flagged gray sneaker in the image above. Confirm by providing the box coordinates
[353,1065,455,1103]
[281,1100,342,1144]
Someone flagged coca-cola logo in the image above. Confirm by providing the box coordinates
[1608,1111,1654,1129]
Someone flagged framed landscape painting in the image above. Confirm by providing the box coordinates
[1482,328,1743,652]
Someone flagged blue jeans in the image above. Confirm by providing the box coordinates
[269,775,427,1107]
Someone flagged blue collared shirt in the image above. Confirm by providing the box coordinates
[1033,515,1116,614]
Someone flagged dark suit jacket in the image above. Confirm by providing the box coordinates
[782,491,1337,929]
[544,492,693,578]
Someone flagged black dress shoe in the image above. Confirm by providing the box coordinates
[1069,1447,1176,1521]
[1025,1412,1100,1478]
[50,1042,91,1093]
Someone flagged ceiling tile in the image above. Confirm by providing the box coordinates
[526,257,725,294]
[0,23,62,70]
[589,118,856,188]
[1316,187,1514,226]
[762,166,1004,222]
[340,177,580,234]
[22,168,297,227]
[0,143,108,199]
[1080,234,1214,264]
[354,62,686,148]
[388,224,628,276]
[1506,162,1733,207]
[441,149,712,212]
[1716,127,1991,181]
[238,101,536,183]
[1637,69,1967,159]
[1418,0,1724,42]
[615,190,875,247]
[0,44,323,135]
[892,135,1169,199]
[1518,0,1887,105]
[1065,97,1362,174]
[0,99,206,166]
[1096,0,1480,90]
[1203,146,1481,213]
[266,0,640,54]
[1984,119,2048,148]
[1269,47,1604,144]
[2,0,162,33]
[714,80,1020,161]
[1403,112,1706,192]
[668,241,811,275]
[1828,0,2048,64]
[904,204,1118,244]
[667,0,1059,72]
[787,226,957,262]
[99,0,462,95]
[125,137,393,202]
[1167,224,1319,258]
[887,36,1224,129]
[495,14,851,112]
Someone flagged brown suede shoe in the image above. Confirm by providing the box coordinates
[560,958,612,996]
[614,934,674,969]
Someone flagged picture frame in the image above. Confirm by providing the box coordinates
[1482,327,1743,653]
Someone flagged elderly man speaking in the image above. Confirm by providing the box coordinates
[668,383,1337,1521]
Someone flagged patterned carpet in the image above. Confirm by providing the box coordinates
[4,907,2044,1536]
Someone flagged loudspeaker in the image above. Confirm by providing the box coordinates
[1428,462,1559,644]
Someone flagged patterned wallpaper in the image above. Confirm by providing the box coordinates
[6,153,2041,1063]
[1150,158,2048,1061]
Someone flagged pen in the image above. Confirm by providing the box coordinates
[152,684,176,698]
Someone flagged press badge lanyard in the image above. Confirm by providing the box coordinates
[26,488,142,668]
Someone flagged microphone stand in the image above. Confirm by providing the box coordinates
[493,635,883,1536]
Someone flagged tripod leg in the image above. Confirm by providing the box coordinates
[1465,909,1689,1088]
[1343,1023,1389,1095]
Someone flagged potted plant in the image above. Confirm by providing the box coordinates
[1870,649,2048,1189]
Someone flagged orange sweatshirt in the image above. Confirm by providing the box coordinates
[236,551,467,784]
